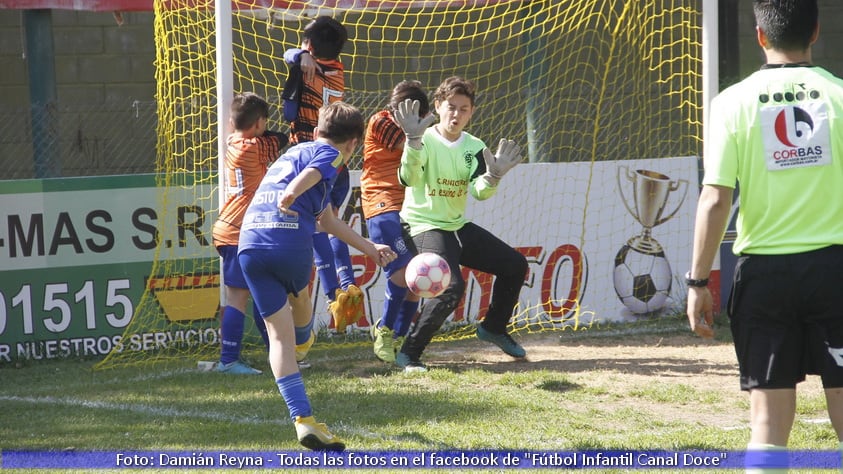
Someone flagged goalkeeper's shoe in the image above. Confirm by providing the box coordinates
[395,351,427,373]
[215,360,262,375]
[344,284,366,326]
[476,326,526,358]
[294,416,345,451]
[295,329,316,363]
[328,288,349,332]
[394,336,406,357]
[371,323,395,363]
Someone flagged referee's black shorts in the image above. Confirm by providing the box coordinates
[728,244,843,390]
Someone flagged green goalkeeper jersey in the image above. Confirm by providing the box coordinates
[704,65,843,255]
[399,127,498,236]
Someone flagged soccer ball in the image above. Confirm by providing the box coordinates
[405,252,451,298]
[613,244,672,314]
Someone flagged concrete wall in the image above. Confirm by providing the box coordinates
[2,4,843,180]
[0,10,156,107]
[0,10,157,179]
[735,0,843,80]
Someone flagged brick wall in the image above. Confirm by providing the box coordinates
[1,4,843,179]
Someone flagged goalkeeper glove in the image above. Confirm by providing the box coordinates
[394,99,435,148]
[481,138,523,186]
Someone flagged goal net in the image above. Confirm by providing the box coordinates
[96,0,702,368]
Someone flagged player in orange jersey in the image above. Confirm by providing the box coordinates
[211,92,288,374]
[361,80,429,362]
[283,16,364,358]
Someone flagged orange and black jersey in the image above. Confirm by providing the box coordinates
[361,110,406,219]
[212,130,287,247]
[285,50,345,144]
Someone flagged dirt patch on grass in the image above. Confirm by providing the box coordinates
[418,330,827,432]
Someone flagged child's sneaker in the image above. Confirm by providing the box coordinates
[476,326,526,358]
[215,360,262,375]
[344,284,366,326]
[295,329,316,361]
[372,325,395,363]
[393,335,405,357]
[395,351,427,373]
[294,416,345,451]
[329,289,349,332]
[295,329,316,367]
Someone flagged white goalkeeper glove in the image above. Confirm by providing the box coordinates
[394,99,435,148]
[481,138,523,186]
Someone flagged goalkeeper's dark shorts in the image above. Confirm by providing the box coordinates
[728,244,843,390]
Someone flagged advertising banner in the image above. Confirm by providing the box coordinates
[0,157,703,361]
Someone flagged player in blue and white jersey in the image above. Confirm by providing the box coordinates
[238,102,397,451]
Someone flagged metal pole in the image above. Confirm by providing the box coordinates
[24,9,60,178]
[215,0,233,303]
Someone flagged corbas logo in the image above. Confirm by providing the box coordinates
[772,106,822,160]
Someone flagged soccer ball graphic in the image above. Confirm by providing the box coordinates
[405,252,451,298]
[613,244,672,314]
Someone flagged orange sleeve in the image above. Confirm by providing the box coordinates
[361,111,406,219]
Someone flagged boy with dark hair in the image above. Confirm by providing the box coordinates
[238,102,397,450]
[211,92,287,374]
[283,16,364,340]
[392,76,528,372]
[687,0,843,464]
[361,80,429,362]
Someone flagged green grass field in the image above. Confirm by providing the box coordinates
[1,315,839,473]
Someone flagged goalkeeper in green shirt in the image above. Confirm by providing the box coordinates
[393,75,528,372]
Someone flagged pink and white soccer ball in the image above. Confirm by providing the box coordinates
[405,252,451,298]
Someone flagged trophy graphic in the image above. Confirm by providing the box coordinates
[613,167,688,314]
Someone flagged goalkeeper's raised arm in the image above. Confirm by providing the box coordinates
[395,98,435,187]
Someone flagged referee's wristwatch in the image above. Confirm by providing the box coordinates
[684,271,709,288]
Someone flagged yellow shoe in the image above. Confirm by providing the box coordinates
[294,416,345,451]
[329,289,349,332]
[344,284,366,326]
[295,329,316,362]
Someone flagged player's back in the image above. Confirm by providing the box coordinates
[291,58,345,144]
[213,133,282,247]
[239,142,343,251]
[709,66,843,254]
[362,110,405,219]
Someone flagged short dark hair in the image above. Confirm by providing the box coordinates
[433,76,476,106]
[230,92,269,131]
[753,0,818,51]
[389,80,430,118]
[303,16,348,60]
[317,102,364,144]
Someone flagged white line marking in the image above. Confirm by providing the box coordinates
[0,395,282,426]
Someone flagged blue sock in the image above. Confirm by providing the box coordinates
[252,301,269,350]
[394,300,420,337]
[314,232,339,300]
[276,373,312,420]
[219,306,245,364]
[381,280,408,330]
[331,235,355,289]
[294,315,315,346]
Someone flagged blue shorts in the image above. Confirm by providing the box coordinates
[331,166,350,209]
[217,245,247,289]
[365,211,416,278]
[238,248,313,318]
